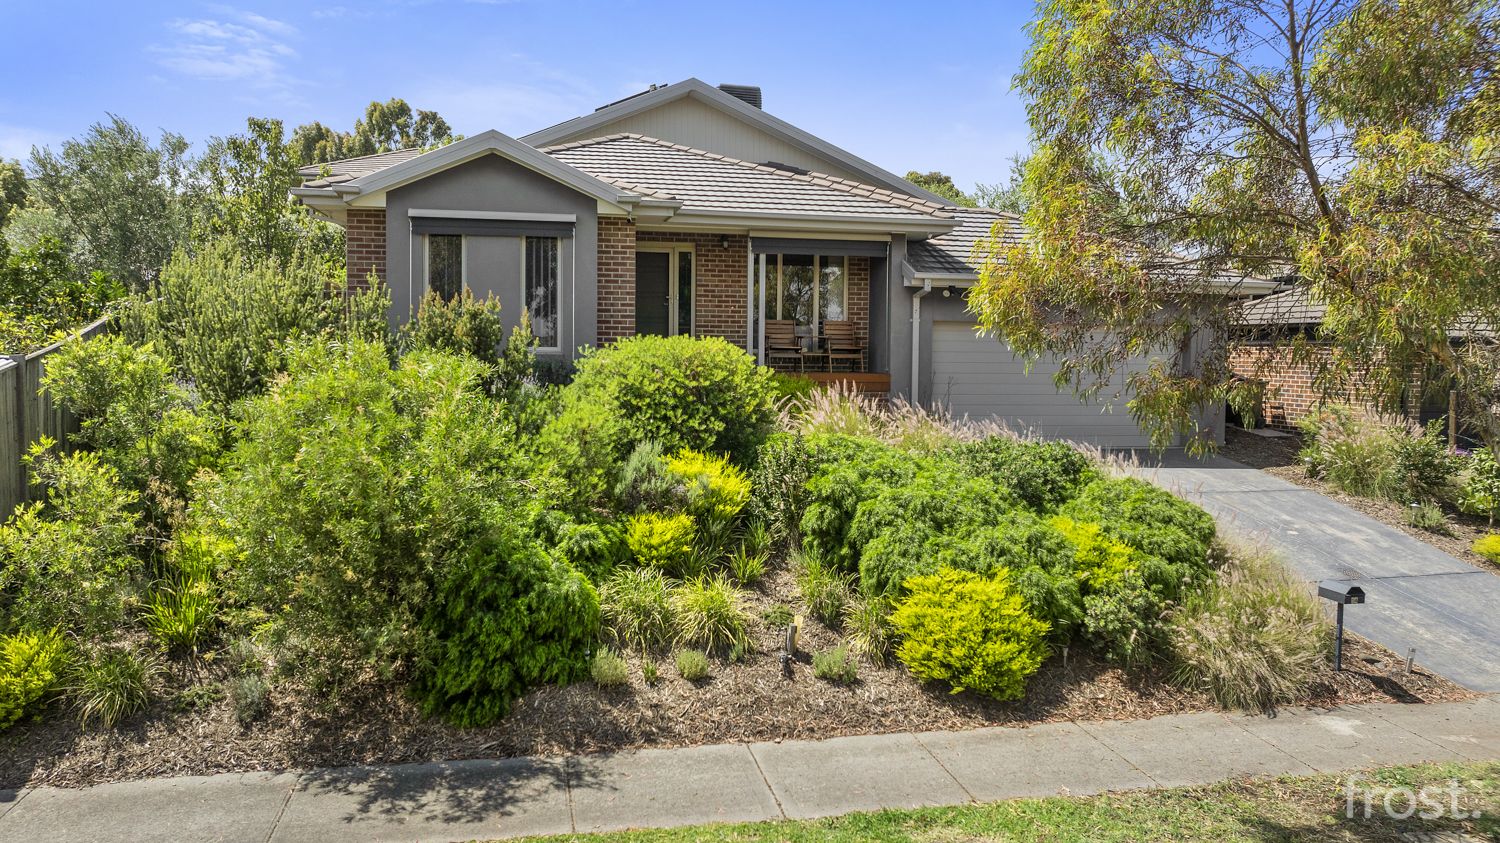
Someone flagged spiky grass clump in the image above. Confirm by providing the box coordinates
[672,574,749,653]
[1167,538,1329,712]
[591,649,630,687]
[842,594,894,666]
[70,646,158,729]
[795,551,851,628]
[727,544,768,585]
[600,568,676,652]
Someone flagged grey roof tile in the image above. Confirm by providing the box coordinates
[906,207,1022,276]
[296,148,426,185]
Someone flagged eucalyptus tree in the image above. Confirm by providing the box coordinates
[973,0,1499,451]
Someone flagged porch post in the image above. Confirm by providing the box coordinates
[746,246,755,353]
[758,253,768,366]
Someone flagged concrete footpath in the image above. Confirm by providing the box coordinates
[1136,452,1500,693]
[2,697,1498,843]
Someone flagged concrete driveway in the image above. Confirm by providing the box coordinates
[1134,452,1500,693]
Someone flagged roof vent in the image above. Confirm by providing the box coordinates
[718,84,762,109]
[596,83,668,112]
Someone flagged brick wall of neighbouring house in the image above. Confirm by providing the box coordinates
[598,216,636,343]
[345,208,386,291]
[1228,343,1419,431]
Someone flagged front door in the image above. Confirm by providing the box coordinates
[635,252,671,336]
[634,246,694,337]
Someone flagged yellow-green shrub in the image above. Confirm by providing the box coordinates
[1049,516,1139,591]
[625,512,697,574]
[0,630,70,730]
[889,568,1050,700]
[664,449,751,523]
[1475,534,1500,564]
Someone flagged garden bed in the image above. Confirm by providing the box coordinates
[0,557,1470,791]
[1221,426,1500,575]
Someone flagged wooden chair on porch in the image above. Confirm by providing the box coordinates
[823,320,866,372]
[765,319,806,371]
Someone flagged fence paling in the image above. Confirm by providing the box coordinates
[0,315,112,518]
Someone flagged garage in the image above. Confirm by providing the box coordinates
[929,320,1158,447]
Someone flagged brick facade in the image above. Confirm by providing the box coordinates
[638,230,749,347]
[1228,343,1420,431]
[345,208,387,291]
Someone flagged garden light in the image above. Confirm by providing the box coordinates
[1318,582,1366,672]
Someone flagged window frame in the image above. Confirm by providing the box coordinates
[521,235,563,352]
[635,242,697,337]
[423,233,467,301]
[767,254,848,325]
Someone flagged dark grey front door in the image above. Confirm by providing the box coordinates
[635,252,671,336]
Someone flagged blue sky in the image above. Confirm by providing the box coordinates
[1,1,1036,190]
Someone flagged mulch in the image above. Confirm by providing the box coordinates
[1220,426,1500,576]
[0,561,1474,791]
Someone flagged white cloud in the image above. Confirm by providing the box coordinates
[409,56,603,135]
[149,10,303,102]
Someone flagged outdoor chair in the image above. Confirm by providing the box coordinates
[823,320,866,372]
[765,319,806,371]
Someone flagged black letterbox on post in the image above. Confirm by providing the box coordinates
[1318,582,1367,671]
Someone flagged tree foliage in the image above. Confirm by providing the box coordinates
[292,98,455,164]
[974,0,1500,451]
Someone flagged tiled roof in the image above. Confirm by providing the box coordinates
[1239,286,1325,326]
[296,148,425,187]
[542,134,952,220]
[906,207,1022,276]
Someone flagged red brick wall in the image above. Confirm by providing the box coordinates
[637,230,749,348]
[345,208,386,291]
[1229,343,1419,430]
[598,216,636,344]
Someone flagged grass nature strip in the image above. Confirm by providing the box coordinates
[502,762,1499,843]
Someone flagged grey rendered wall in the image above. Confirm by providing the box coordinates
[883,235,912,397]
[385,154,600,357]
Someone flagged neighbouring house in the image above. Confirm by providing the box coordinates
[294,78,1248,447]
[1231,285,1432,432]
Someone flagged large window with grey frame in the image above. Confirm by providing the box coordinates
[425,234,464,302]
[765,254,848,327]
[525,236,560,349]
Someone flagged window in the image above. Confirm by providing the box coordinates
[767,254,849,325]
[426,234,463,301]
[525,236,560,349]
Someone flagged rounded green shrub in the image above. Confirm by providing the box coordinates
[541,335,776,471]
[1474,534,1500,564]
[890,568,1050,700]
[799,436,922,572]
[413,526,600,727]
[398,289,505,365]
[674,649,709,681]
[1060,477,1216,589]
[590,650,629,687]
[625,512,697,574]
[951,437,1098,512]
[812,645,858,684]
[851,472,1017,596]
[664,449,752,523]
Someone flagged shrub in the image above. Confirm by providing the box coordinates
[210,340,536,695]
[812,646,859,684]
[664,449,752,524]
[1474,534,1500,564]
[890,569,1050,700]
[228,673,270,726]
[1404,501,1449,533]
[642,660,660,685]
[770,372,818,405]
[762,604,794,629]
[796,551,851,628]
[952,437,1098,512]
[70,646,157,729]
[0,446,139,640]
[600,568,676,652]
[413,526,600,727]
[1459,448,1500,525]
[613,441,686,514]
[748,433,817,550]
[591,650,630,687]
[1059,477,1216,589]
[800,436,921,572]
[541,336,774,478]
[1389,421,1460,503]
[1298,405,1400,497]
[0,630,70,730]
[672,574,749,653]
[1080,573,1164,666]
[625,512,697,575]
[674,649,709,681]
[1167,542,1328,711]
[842,595,894,666]
[42,334,220,508]
[398,289,505,365]
[123,241,388,407]
[852,472,1017,595]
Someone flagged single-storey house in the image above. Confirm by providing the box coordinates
[294,78,1243,447]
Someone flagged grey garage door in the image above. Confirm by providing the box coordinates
[930,321,1156,447]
